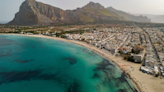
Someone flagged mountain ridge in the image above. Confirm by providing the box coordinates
[107,7,151,22]
[8,0,150,26]
[130,14,164,23]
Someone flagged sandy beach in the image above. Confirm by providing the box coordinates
[1,34,164,92]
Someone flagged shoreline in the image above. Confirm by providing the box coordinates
[1,34,164,92]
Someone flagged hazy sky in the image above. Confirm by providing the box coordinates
[0,0,164,21]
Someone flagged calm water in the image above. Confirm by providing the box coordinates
[0,35,137,92]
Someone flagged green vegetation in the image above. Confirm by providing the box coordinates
[56,30,90,37]
[127,57,135,62]
[123,55,135,62]
[131,49,140,54]
[98,9,112,16]
[80,13,94,23]
[15,27,35,32]
[98,9,121,20]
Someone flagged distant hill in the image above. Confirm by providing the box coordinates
[8,0,124,26]
[151,15,164,23]
[107,7,151,22]
[134,14,157,19]
[133,14,164,23]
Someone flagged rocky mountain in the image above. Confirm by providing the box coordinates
[8,0,69,25]
[8,0,124,26]
[107,7,151,22]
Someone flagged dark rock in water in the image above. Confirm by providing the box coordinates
[116,73,138,92]
[0,70,41,85]
[0,69,69,86]
[91,72,100,79]
[67,79,81,92]
[65,58,77,65]
[93,58,138,92]
[117,89,127,92]
[96,59,115,71]
[12,59,33,64]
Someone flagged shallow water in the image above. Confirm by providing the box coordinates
[0,35,137,92]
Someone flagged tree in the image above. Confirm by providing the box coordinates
[131,49,134,53]
[124,57,127,60]
[127,57,135,62]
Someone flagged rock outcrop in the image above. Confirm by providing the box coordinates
[9,0,71,25]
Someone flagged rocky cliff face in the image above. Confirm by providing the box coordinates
[8,0,124,25]
[8,0,70,25]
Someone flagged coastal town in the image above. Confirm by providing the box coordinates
[64,25,164,77]
[1,24,164,92]
[1,0,164,92]
[1,25,164,77]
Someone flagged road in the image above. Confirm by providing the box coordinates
[134,24,163,76]
[113,33,130,56]
[133,24,160,63]
[145,30,160,61]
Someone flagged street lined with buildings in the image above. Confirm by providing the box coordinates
[64,25,164,77]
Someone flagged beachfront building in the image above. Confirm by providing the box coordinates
[132,54,144,62]
[27,33,33,35]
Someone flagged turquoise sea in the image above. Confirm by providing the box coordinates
[0,35,137,92]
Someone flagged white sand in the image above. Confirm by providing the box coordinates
[1,34,164,92]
